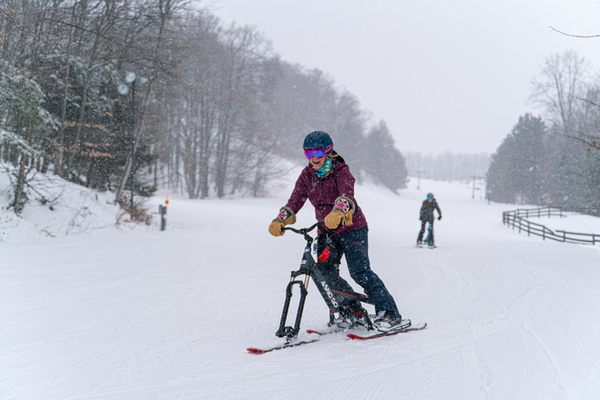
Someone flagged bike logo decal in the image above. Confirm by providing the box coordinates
[321,281,338,307]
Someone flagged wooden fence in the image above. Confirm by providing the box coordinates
[502,207,600,245]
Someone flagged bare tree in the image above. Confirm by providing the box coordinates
[530,50,589,135]
[115,0,188,201]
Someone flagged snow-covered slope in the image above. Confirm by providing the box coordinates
[2,170,600,400]
[0,166,154,242]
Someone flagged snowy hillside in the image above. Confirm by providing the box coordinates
[2,169,600,400]
[0,166,156,242]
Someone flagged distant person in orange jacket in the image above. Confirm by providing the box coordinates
[417,193,442,247]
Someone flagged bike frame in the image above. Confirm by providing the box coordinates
[275,222,373,341]
[424,221,433,243]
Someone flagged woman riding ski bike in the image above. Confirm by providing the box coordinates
[268,131,405,332]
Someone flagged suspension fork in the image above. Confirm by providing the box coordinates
[275,248,313,341]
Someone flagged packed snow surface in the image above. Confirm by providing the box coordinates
[2,170,600,399]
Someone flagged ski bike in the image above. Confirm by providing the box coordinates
[248,222,426,353]
[418,221,436,248]
[274,222,373,339]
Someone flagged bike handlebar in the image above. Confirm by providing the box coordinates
[282,221,322,235]
[282,221,340,244]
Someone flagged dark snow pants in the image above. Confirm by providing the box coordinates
[417,220,434,244]
[317,226,400,319]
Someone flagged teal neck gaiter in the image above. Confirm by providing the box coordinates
[315,158,333,177]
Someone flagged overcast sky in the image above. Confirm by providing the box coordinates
[209,0,600,155]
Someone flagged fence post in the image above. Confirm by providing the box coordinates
[563,231,566,242]
[527,220,530,236]
[158,204,167,231]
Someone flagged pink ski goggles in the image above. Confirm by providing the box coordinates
[304,145,333,159]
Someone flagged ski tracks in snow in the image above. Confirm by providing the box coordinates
[4,178,600,399]
[393,238,588,399]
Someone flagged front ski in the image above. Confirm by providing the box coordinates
[347,321,427,340]
[247,336,319,354]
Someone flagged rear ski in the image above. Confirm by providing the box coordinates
[347,321,427,340]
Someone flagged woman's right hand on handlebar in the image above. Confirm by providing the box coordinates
[268,207,297,237]
[268,220,285,237]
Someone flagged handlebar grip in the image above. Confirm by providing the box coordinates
[282,221,324,234]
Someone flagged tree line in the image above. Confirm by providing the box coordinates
[404,152,490,182]
[0,0,408,215]
[487,50,600,211]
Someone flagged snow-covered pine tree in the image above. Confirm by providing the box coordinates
[0,63,58,214]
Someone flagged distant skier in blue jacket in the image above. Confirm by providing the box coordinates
[417,193,442,246]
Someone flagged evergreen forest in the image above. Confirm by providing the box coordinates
[487,51,600,212]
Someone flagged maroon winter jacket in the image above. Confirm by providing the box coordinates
[285,159,367,237]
